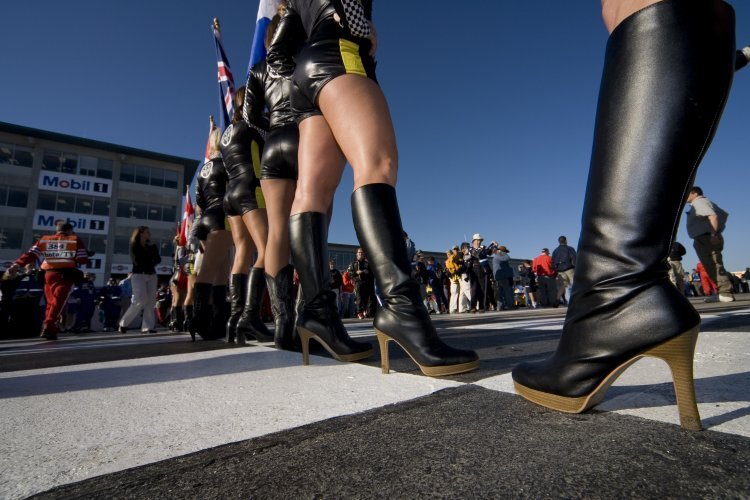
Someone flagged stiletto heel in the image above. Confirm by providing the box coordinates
[299,327,311,365]
[290,212,374,366]
[351,184,479,378]
[377,331,390,374]
[645,327,702,431]
[514,327,702,430]
[297,325,373,364]
[376,328,479,377]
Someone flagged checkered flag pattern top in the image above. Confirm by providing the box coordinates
[336,0,370,38]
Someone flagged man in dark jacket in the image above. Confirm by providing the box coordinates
[347,248,374,319]
[552,236,577,305]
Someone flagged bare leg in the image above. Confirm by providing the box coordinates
[228,215,255,274]
[261,178,296,277]
[313,73,478,376]
[242,209,269,269]
[291,115,346,214]
[601,0,663,33]
[317,75,398,188]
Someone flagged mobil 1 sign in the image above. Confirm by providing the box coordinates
[33,210,109,235]
[39,172,112,198]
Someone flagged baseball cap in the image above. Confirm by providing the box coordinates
[472,233,483,241]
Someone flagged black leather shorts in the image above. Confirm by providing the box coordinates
[193,207,229,241]
[292,20,377,122]
[223,172,265,217]
[261,123,299,180]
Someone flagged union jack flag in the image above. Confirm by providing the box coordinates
[213,18,235,131]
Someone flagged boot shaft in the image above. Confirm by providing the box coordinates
[289,212,330,303]
[245,268,267,312]
[229,274,248,314]
[577,0,735,286]
[351,184,419,304]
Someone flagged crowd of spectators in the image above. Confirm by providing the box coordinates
[330,232,750,318]
[0,270,178,338]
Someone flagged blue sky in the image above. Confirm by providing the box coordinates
[2,1,748,272]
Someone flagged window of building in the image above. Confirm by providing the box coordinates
[0,143,10,165]
[93,199,110,216]
[0,142,34,168]
[0,185,28,208]
[7,188,27,208]
[329,250,356,270]
[150,167,165,187]
[0,227,23,249]
[135,165,149,185]
[120,162,180,190]
[147,205,162,221]
[73,197,93,214]
[79,155,98,177]
[164,170,179,189]
[42,150,114,178]
[37,192,108,214]
[55,193,75,211]
[37,191,56,210]
[158,238,174,257]
[86,235,107,254]
[117,200,178,222]
[163,204,177,223]
[96,159,113,179]
[114,235,130,255]
[120,163,135,183]
[132,202,147,220]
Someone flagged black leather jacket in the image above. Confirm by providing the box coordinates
[267,0,373,78]
[219,122,258,179]
[244,60,295,130]
[196,157,228,211]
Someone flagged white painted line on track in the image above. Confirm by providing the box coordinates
[0,347,461,500]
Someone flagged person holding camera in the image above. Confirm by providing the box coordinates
[9,222,90,340]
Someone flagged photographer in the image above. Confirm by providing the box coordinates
[467,234,496,313]
[9,222,90,340]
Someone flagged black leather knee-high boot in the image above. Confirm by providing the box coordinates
[169,306,183,332]
[266,264,300,351]
[512,0,735,431]
[184,304,194,340]
[352,184,479,377]
[208,285,228,340]
[236,268,274,342]
[290,212,373,364]
[225,274,247,344]
[191,283,214,341]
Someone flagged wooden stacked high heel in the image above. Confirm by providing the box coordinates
[514,327,701,431]
[376,329,480,377]
[351,184,479,378]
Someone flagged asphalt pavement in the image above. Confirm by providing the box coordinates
[1,296,749,499]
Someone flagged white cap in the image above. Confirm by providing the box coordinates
[472,233,483,241]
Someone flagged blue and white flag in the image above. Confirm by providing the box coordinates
[247,0,283,74]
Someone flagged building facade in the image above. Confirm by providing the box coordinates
[0,122,198,285]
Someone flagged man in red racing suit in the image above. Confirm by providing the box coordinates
[9,222,89,340]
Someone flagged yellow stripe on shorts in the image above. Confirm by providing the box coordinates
[339,38,367,77]
[251,140,262,178]
[255,186,266,209]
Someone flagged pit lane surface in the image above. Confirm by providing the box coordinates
[2,297,748,498]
